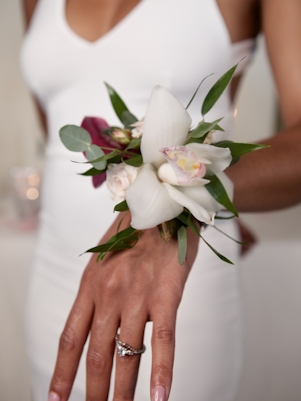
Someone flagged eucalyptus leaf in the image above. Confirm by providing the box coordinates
[86,145,107,170]
[114,200,129,212]
[201,64,238,116]
[205,175,238,217]
[177,225,187,265]
[186,73,214,110]
[214,140,269,158]
[200,235,234,264]
[124,155,143,167]
[105,82,131,125]
[122,110,138,128]
[189,118,224,139]
[59,125,91,152]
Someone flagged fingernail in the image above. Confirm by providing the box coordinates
[48,392,60,401]
[152,386,166,401]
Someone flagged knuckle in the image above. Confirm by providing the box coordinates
[59,327,77,352]
[102,274,121,297]
[86,350,107,375]
[50,368,69,395]
[153,362,172,380]
[154,327,173,344]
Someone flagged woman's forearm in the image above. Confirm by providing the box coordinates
[226,119,301,212]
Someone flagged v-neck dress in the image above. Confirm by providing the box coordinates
[20,0,254,399]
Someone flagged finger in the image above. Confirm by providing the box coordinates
[49,276,94,401]
[150,305,177,401]
[86,305,120,401]
[113,311,148,400]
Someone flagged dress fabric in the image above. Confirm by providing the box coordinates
[20,0,254,400]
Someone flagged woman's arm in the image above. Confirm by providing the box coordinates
[22,0,48,134]
[227,0,301,212]
[22,0,38,28]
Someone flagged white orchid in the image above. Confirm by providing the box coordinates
[125,86,233,230]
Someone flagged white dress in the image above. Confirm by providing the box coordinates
[20,0,254,399]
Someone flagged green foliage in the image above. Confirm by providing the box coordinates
[125,138,141,151]
[201,64,238,116]
[59,125,91,152]
[200,234,233,264]
[79,167,106,176]
[177,225,187,265]
[186,73,214,110]
[114,200,129,212]
[215,140,269,158]
[124,155,143,167]
[105,83,138,126]
[85,145,107,170]
[188,118,224,139]
[122,110,138,128]
[205,175,238,217]
[85,226,141,260]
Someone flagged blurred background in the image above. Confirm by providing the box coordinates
[1,1,301,400]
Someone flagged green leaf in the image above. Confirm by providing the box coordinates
[105,82,131,125]
[214,140,269,158]
[201,64,238,116]
[79,167,106,176]
[186,73,214,110]
[122,110,138,128]
[59,125,92,152]
[124,155,143,167]
[125,138,141,150]
[189,118,224,139]
[86,242,134,254]
[205,175,238,217]
[77,149,120,166]
[215,213,236,220]
[200,235,234,264]
[106,226,136,243]
[177,225,187,265]
[114,200,129,212]
[187,214,200,236]
[84,226,139,259]
[176,211,189,225]
[212,225,248,245]
[86,145,107,170]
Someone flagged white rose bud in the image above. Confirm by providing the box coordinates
[106,163,140,202]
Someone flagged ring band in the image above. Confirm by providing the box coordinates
[115,334,146,357]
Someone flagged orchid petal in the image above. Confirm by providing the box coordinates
[126,164,183,229]
[160,145,208,184]
[158,163,209,187]
[186,143,231,176]
[141,86,192,168]
[163,183,216,225]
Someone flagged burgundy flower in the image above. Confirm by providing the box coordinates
[81,117,123,188]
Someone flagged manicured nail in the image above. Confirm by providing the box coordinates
[48,392,60,401]
[153,386,166,401]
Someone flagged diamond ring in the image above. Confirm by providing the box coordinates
[115,334,146,357]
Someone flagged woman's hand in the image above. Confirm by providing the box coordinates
[48,213,199,401]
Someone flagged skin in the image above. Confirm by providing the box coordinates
[21,0,301,400]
